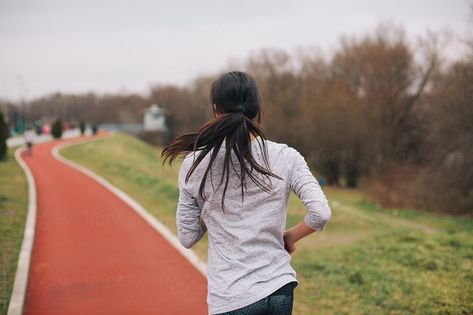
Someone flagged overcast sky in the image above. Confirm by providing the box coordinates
[0,0,471,101]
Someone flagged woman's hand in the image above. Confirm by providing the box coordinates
[284,220,317,254]
[283,231,296,254]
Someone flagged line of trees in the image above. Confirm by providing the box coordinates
[238,26,472,215]
[0,25,471,214]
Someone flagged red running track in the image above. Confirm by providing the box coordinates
[20,133,208,315]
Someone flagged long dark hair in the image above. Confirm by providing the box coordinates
[161,71,282,212]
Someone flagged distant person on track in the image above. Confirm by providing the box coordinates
[319,175,326,187]
[162,71,332,315]
[24,126,35,155]
[92,124,98,135]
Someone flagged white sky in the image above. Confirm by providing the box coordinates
[0,0,471,101]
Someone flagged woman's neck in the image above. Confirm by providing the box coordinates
[223,134,259,143]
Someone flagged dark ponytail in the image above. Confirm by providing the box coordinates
[161,71,282,212]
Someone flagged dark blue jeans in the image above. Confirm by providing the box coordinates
[216,281,298,315]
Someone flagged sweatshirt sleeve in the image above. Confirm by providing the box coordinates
[176,158,205,249]
[288,148,332,231]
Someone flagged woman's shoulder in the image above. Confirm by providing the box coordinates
[261,140,305,168]
[264,139,299,157]
[261,139,287,150]
[178,152,197,175]
[181,152,198,169]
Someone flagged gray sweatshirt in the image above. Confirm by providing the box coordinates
[176,137,332,314]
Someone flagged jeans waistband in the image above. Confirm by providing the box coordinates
[269,281,298,296]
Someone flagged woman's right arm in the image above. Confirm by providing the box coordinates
[284,148,332,253]
[176,157,206,249]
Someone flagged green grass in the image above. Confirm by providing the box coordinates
[0,147,28,315]
[60,132,473,315]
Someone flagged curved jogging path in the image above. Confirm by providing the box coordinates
[20,133,208,315]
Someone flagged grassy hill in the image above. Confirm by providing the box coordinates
[0,147,28,315]
[60,132,473,315]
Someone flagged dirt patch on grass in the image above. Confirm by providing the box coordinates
[299,231,370,250]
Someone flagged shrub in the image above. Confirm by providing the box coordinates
[0,112,8,160]
[79,120,86,135]
[51,119,63,139]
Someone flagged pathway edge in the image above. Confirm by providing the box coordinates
[7,147,38,315]
[51,134,208,277]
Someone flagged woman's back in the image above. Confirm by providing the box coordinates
[176,137,331,314]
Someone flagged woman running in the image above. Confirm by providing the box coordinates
[162,71,332,315]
